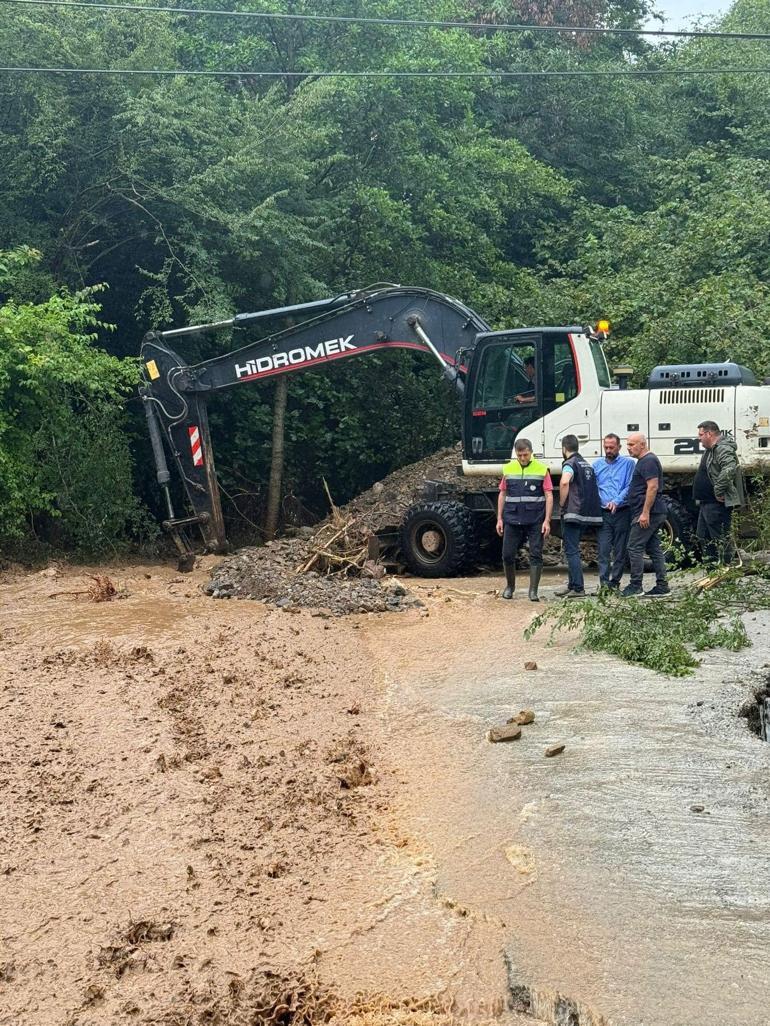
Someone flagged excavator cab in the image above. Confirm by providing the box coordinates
[463,329,582,465]
[466,336,539,460]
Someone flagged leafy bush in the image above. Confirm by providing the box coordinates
[0,250,153,556]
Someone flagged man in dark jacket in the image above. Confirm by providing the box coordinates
[556,434,603,598]
[694,421,745,564]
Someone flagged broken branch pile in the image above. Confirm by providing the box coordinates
[299,516,379,579]
[48,574,120,602]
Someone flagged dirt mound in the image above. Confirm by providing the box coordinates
[204,539,422,615]
[205,444,494,613]
[334,443,496,534]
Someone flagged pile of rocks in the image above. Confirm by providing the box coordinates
[203,443,571,613]
[335,443,497,533]
[204,539,423,616]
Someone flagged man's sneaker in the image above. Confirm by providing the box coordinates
[620,585,643,598]
[563,589,586,599]
[554,585,572,597]
[644,583,671,598]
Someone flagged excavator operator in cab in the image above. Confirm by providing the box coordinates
[514,356,536,404]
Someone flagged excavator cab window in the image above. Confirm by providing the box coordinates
[589,337,612,388]
[540,335,579,414]
[467,337,541,460]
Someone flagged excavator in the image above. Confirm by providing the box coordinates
[140,284,770,574]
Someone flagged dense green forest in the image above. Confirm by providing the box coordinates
[2,0,770,555]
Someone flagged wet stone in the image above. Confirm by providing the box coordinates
[488,724,523,743]
[509,709,536,726]
[545,743,566,757]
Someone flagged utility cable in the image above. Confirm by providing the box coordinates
[3,65,770,76]
[1,0,768,41]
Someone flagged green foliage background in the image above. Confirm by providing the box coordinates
[2,0,770,553]
[0,250,152,553]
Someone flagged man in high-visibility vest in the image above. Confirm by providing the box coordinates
[496,437,554,601]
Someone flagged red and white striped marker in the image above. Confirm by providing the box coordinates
[189,425,203,467]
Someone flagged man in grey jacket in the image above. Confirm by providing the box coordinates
[693,420,745,563]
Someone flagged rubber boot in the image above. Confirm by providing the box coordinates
[528,565,542,602]
[502,564,516,600]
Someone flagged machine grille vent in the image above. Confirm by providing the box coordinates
[658,387,726,405]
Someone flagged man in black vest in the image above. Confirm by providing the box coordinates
[556,434,603,598]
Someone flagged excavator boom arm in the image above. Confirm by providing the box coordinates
[140,285,489,558]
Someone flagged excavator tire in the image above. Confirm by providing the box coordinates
[660,495,698,565]
[399,501,478,577]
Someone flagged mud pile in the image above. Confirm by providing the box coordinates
[334,443,497,534]
[205,444,495,613]
[3,566,518,1024]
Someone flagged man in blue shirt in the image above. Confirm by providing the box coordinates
[594,433,635,592]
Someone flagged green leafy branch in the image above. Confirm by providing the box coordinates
[525,563,770,676]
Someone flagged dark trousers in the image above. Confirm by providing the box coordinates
[597,507,631,586]
[503,519,544,567]
[561,522,585,593]
[627,513,668,588]
[696,502,735,564]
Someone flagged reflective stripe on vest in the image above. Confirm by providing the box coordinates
[502,458,548,523]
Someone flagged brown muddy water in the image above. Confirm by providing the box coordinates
[365,573,770,1026]
[0,563,539,1026]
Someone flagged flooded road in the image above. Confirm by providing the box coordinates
[0,565,213,647]
[2,561,768,1025]
[367,571,770,1025]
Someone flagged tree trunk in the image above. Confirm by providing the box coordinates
[264,376,288,540]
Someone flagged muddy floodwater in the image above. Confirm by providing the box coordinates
[1,563,769,1025]
[366,575,770,1025]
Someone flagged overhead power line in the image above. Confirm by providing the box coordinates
[3,65,770,77]
[3,0,770,41]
